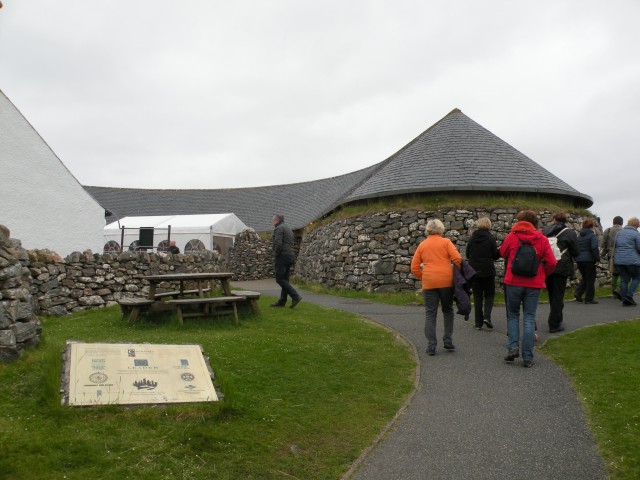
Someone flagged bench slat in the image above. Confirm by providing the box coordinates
[166,296,244,305]
[231,290,261,312]
[155,287,211,299]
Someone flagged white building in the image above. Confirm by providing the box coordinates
[0,89,105,256]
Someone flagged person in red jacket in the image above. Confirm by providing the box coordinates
[499,210,557,367]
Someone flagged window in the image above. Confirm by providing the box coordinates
[184,239,206,252]
[103,241,121,254]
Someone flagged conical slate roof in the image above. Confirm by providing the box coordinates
[86,108,592,232]
[342,108,592,206]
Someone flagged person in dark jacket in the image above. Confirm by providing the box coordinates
[465,217,499,330]
[271,214,302,308]
[574,218,600,304]
[601,216,623,299]
[543,212,579,332]
[168,241,180,254]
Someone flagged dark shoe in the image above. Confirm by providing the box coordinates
[613,290,622,300]
[427,347,436,356]
[622,297,637,306]
[290,297,302,309]
[585,300,599,304]
[523,360,534,368]
[574,294,584,303]
[270,302,285,308]
[483,319,494,329]
[443,343,456,351]
[549,326,565,333]
[504,349,520,362]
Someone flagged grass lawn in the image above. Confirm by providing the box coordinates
[541,319,640,480]
[296,281,640,479]
[0,297,415,480]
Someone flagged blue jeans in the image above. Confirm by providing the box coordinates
[506,286,540,361]
[618,264,640,302]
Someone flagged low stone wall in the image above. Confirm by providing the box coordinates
[0,226,41,361]
[226,229,275,281]
[29,249,222,317]
[295,208,608,292]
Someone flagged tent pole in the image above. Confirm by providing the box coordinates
[120,226,125,253]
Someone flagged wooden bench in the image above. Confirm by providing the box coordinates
[166,296,245,324]
[154,287,211,299]
[230,290,261,312]
[118,298,155,322]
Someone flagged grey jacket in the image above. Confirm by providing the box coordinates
[601,224,622,258]
[273,221,295,257]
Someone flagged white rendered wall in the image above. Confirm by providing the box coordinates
[0,90,105,256]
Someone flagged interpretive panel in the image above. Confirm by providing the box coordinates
[65,342,219,406]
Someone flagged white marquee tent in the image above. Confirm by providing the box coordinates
[103,214,249,254]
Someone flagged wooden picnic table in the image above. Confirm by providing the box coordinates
[145,272,234,300]
[118,272,260,324]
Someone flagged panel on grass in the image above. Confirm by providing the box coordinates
[63,342,219,406]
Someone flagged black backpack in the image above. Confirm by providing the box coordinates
[510,237,540,277]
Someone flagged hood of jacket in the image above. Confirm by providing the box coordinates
[470,229,494,241]
[510,221,538,234]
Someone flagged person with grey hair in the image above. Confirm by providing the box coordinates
[411,219,462,356]
[271,214,302,308]
[466,217,500,330]
[613,216,640,306]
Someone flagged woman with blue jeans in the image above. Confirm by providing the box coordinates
[499,211,557,367]
[613,217,640,306]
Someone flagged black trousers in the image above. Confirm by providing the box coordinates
[575,261,597,302]
[275,254,300,305]
[546,273,568,329]
[471,276,495,327]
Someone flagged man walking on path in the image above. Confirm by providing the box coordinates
[271,214,302,308]
[601,216,623,298]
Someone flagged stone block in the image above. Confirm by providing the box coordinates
[10,321,37,342]
[0,329,16,346]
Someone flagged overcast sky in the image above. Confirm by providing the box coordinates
[1,1,639,228]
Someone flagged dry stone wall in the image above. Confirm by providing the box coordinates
[294,208,608,292]
[226,229,275,281]
[28,250,223,317]
[0,226,41,361]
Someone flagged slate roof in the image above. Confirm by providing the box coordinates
[344,108,593,204]
[85,108,592,232]
[86,165,377,233]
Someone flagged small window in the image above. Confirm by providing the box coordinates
[128,240,141,252]
[157,240,170,252]
[184,239,206,252]
[103,241,121,254]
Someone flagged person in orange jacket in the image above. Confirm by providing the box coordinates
[499,210,557,367]
[411,219,462,356]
